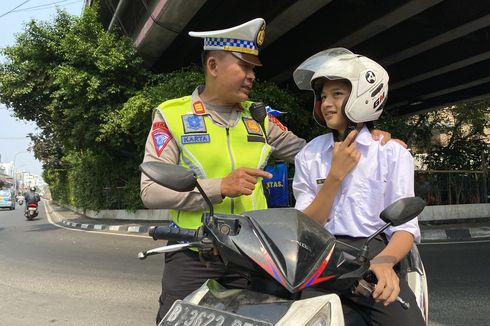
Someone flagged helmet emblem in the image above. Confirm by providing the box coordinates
[365,71,376,84]
[256,22,266,47]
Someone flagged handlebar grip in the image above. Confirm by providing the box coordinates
[364,271,377,284]
[148,226,197,241]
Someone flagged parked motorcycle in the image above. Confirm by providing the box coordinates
[25,202,39,220]
[139,162,429,326]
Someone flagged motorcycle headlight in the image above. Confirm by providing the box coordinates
[305,304,331,326]
[276,293,344,326]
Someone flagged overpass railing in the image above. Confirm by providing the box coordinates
[414,170,488,205]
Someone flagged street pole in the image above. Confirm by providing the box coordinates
[483,153,488,204]
[13,151,28,195]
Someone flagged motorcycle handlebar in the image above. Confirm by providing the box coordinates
[358,271,410,310]
[148,226,197,242]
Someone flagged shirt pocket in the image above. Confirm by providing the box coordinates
[351,176,385,219]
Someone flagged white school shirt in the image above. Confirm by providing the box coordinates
[293,127,421,243]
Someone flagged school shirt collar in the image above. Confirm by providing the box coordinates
[355,126,373,147]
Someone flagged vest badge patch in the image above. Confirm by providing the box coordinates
[192,101,206,115]
[242,117,263,136]
[152,121,168,130]
[182,114,207,133]
[269,115,288,131]
[181,134,210,144]
[152,128,172,157]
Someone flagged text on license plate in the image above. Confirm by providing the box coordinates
[160,300,273,326]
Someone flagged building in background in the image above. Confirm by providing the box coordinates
[0,162,14,188]
[0,157,45,194]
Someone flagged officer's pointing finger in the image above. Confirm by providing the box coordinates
[243,168,272,179]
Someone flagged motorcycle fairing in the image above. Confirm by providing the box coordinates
[224,208,338,292]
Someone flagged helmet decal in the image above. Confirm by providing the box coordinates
[373,92,386,111]
[365,71,376,84]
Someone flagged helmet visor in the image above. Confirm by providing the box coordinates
[293,48,353,90]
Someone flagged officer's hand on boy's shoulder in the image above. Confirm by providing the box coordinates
[221,168,272,198]
[371,129,407,148]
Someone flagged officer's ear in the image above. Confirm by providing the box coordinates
[206,51,226,78]
[207,56,218,77]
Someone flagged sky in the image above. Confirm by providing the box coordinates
[0,0,85,177]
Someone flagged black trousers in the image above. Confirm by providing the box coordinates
[155,248,248,325]
[303,235,426,326]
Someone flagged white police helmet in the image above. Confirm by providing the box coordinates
[293,48,389,127]
[189,18,266,66]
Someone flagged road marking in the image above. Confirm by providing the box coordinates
[44,201,149,239]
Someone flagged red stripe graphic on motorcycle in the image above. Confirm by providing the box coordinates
[250,245,286,286]
[301,244,336,289]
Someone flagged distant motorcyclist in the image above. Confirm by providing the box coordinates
[23,186,40,211]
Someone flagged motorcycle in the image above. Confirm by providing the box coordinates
[25,202,39,220]
[17,195,24,206]
[139,162,429,326]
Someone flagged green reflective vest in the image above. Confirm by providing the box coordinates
[157,96,272,229]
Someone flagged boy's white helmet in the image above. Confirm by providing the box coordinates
[293,48,389,127]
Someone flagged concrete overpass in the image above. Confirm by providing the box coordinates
[89,0,490,116]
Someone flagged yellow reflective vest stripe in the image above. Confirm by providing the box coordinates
[157,96,272,230]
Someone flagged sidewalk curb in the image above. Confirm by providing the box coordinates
[59,219,151,234]
[46,201,155,235]
[57,219,490,241]
[421,226,490,242]
[47,201,490,241]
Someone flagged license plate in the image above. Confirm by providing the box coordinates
[160,300,273,326]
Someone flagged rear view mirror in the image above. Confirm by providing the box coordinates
[380,197,426,226]
[140,162,197,192]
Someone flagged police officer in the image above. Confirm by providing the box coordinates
[140,18,396,324]
[141,18,307,323]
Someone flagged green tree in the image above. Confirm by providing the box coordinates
[377,100,490,204]
[0,5,149,209]
[377,100,490,171]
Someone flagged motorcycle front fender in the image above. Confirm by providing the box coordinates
[176,280,345,326]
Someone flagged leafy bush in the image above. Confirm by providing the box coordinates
[98,66,308,209]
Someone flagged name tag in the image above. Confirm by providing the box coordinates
[181,134,210,144]
[247,135,265,143]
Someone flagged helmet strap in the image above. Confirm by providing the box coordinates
[334,97,356,142]
[333,121,359,142]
